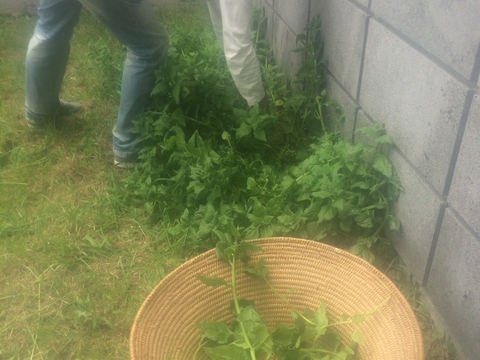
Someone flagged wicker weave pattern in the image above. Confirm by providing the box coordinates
[130,237,424,359]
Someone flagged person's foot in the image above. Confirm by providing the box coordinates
[113,153,139,169]
[26,99,83,128]
[56,99,83,117]
[114,159,138,169]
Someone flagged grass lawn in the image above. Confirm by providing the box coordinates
[0,3,456,359]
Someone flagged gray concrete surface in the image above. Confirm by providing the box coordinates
[360,18,468,194]
[274,0,309,37]
[428,208,480,358]
[448,94,480,236]
[371,0,480,81]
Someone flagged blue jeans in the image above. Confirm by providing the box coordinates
[25,0,169,161]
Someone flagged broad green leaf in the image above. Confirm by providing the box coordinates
[318,204,337,222]
[350,243,376,263]
[216,240,235,262]
[221,131,231,142]
[236,241,263,263]
[244,257,269,282]
[389,215,401,231]
[373,154,393,179]
[298,349,330,360]
[271,324,297,347]
[209,150,222,164]
[197,275,230,287]
[310,190,331,199]
[236,306,271,350]
[259,224,274,238]
[351,328,365,345]
[331,198,345,210]
[213,229,229,243]
[354,211,374,228]
[250,323,271,350]
[229,298,256,314]
[172,82,181,104]
[237,305,263,324]
[351,181,370,190]
[171,107,186,125]
[196,321,233,344]
[253,127,267,142]
[246,177,258,191]
[339,219,353,233]
[374,134,393,144]
[236,122,251,139]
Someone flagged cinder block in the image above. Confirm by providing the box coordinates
[427,208,480,360]
[370,0,480,80]
[309,0,368,99]
[360,18,468,193]
[325,72,358,140]
[448,94,480,236]
[274,0,309,37]
[272,13,304,80]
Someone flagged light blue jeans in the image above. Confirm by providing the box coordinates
[25,0,169,161]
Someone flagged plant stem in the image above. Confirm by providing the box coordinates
[230,256,257,360]
[193,337,208,360]
[264,280,315,326]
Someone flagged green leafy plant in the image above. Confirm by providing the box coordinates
[194,240,374,359]
[117,12,402,263]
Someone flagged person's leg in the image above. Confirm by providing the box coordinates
[80,0,169,163]
[25,0,83,125]
[216,0,265,106]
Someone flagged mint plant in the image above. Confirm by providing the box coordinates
[194,241,369,360]
[116,13,402,263]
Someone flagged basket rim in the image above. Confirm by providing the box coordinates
[130,237,424,359]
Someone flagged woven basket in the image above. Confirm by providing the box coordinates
[130,237,424,359]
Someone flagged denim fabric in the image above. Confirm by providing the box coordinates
[207,0,264,106]
[25,0,169,161]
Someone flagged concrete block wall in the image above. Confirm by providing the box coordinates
[256,1,480,359]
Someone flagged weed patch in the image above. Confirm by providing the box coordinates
[118,13,402,265]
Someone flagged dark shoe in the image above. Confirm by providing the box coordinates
[26,99,83,128]
[56,99,83,117]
